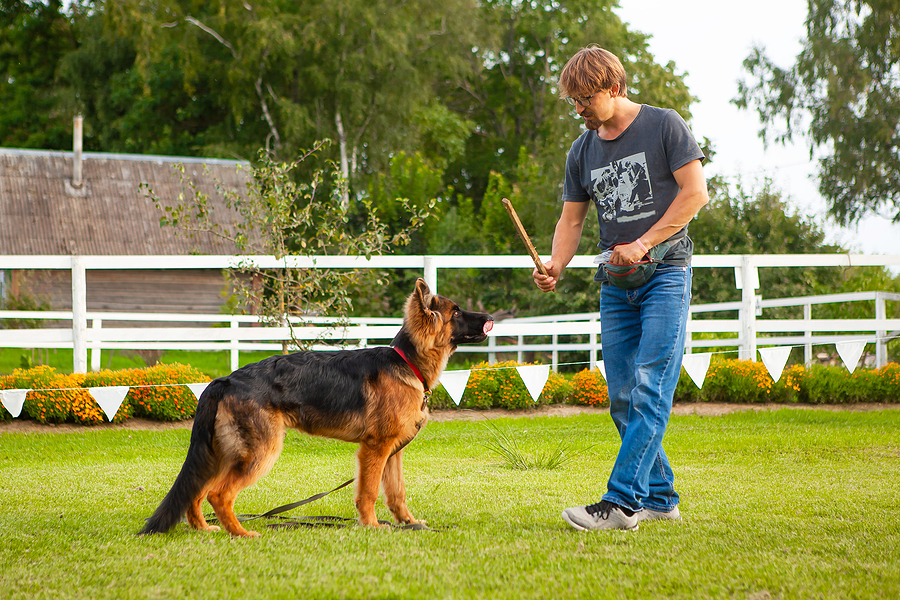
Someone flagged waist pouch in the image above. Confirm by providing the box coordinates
[597,239,678,289]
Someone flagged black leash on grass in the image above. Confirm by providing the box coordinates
[204,416,444,531]
[204,476,439,531]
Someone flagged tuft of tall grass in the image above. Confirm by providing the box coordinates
[479,417,586,470]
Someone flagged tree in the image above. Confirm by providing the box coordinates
[0,0,74,149]
[103,0,478,191]
[688,177,851,324]
[735,0,900,224]
[143,141,432,350]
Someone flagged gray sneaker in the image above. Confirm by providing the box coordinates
[637,505,681,522]
[562,501,639,531]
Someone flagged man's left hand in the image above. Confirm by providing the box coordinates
[608,241,648,265]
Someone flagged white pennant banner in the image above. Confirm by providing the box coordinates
[595,360,607,380]
[516,365,551,402]
[0,389,30,418]
[836,341,866,374]
[439,370,471,406]
[758,346,792,383]
[89,386,130,422]
[187,383,210,401]
[682,353,712,389]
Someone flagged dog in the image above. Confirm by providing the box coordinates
[140,278,493,537]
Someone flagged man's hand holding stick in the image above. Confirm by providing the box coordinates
[502,198,559,294]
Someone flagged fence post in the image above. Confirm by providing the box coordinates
[423,256,438,295]
[230,319,240,372]
[685,311,693,354]
[804,302,813,365]
[72,256,88,373]
[876,292,887,368]
[738,255,759,361]
[90,318,102,371]
[552,332,558,372]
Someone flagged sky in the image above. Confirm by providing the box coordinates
[614,0,900,256]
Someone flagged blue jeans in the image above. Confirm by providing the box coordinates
[599,265,691,512]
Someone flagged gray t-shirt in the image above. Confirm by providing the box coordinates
[562,104,705,264]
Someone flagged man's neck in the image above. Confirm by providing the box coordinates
[597,98,641,140]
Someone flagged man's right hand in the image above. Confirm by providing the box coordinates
[533,261,561,293]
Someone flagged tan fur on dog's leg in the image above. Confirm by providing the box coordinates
[207,472,260,538]
[355,442,392,526]
[185,486,220,532]
[382,449,422,525]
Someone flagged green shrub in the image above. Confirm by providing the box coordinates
[82,363,209,421]
[430,361,573,411]
[1,363,209,424]
[802,365,853,404]
[570,368,609,407]
[0,366,101,424]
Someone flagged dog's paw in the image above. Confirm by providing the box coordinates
[236,530,261,538]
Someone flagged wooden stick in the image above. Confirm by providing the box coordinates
[502,198,548,276]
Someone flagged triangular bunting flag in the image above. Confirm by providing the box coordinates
[439,370,471,406]
[0,389,30,418]
[88,385,130,422]
[835,341,866,374]
[758,346,792,383]
[595,360,607,380]
[682,353,712,389]
[187,383,210,401]
[516,365,551,402]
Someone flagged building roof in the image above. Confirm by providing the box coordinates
[0,148,250,255]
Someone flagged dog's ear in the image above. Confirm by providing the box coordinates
[412,278,442,332]
[414,278,431,304]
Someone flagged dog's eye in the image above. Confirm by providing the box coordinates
[453,310,461,317]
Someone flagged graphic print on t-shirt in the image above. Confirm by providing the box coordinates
[590,152,655,224]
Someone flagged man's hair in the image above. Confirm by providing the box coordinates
[558,45,628,99]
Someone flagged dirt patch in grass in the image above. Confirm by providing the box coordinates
[1,402,895,434]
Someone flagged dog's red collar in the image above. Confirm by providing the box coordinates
[392,346,428,391]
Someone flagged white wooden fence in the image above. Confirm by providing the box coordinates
[1,253,900,372]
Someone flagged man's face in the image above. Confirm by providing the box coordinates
[574,88,617,131]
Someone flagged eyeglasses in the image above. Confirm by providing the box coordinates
[564,91,599,108]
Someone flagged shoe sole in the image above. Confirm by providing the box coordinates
[638,507,681,522]
[561,510,639,532]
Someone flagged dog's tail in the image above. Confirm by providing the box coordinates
[139,378,226,535]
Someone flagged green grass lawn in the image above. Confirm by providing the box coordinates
[1,409,898,599]
[0,348,274,379]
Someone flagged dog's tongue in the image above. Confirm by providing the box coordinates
[483,320,493,334]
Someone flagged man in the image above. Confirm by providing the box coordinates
[533,45,708,531]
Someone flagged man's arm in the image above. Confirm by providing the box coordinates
[533,201,590,292]
[609,159,709,265]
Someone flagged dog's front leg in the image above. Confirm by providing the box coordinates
[381,449,423,525]
[355,441,392,526]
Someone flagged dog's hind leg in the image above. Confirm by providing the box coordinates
[381,449,423,525]
[185,485,220,532]
[355,442,394,526]
[206,416,285,537]
[207,470,261,538]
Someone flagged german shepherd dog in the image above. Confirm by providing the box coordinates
[140,279,493,537]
